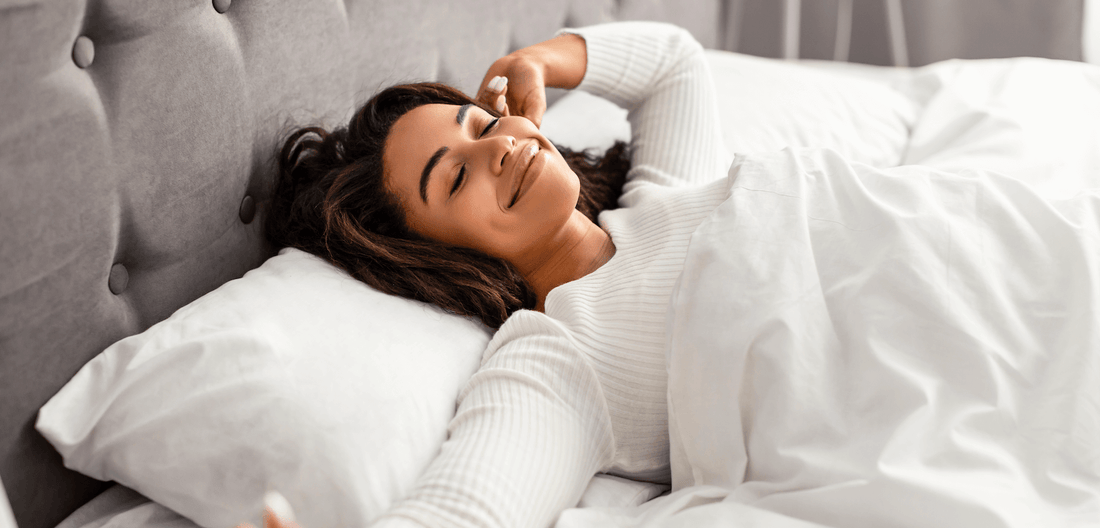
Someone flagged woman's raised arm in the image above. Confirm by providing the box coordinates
[561,22,728,194]
[476,22,726,195]
[475,34,588,128]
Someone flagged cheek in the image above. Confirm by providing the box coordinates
[400,197,464,245]
[549,177,579,210]
[547,161,581,208]
[508,165,579,236]
[437,196,505,251]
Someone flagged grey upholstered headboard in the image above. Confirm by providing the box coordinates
[0,1,721,526]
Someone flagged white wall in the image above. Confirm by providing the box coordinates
[0,476,15,528]
[1086,0,1100,63]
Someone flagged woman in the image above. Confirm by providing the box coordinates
[265,21,730,527]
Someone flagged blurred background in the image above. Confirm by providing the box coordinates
[718,0,1098,66]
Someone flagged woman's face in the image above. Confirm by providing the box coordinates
[383,103,580,262]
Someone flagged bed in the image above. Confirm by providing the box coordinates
[2,1,1099,527]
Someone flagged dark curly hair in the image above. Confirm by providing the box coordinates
[265,82,629,328]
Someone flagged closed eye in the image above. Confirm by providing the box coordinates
[450,166,465,196]
[480,117,499,138]
[449,117,497,197]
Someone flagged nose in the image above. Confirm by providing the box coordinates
[486,134,516,175]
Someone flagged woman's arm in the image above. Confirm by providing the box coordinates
[476,22,726,196]
[372,312,615,528]
[561,22,728,195]
[475,33,587,127]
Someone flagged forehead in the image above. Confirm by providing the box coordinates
[384,103,462,186]
[391,103,460,141]
[386,103,459,161]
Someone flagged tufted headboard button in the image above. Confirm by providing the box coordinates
[213,0,232,14]
[72,36,94,68]
[239,195,256,224]
[108,263,129,295]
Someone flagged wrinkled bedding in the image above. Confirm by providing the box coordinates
[555,56,1100,528]
[899,58,1100,199]
[56,54,1100,528]
[556,148,1100,528]
[664,147,1099,528]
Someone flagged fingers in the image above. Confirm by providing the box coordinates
[481,75,509,114]
[263,507,300,528]
[263,491,300,528]
[478,73,550,126]
[521,91,546,129]
[476,63,508,102]
[475,75,503,106]
[485,75,507,98]
[505,85,544,128]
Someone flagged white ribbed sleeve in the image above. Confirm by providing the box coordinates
[377,314,616,528]
[561,22,729,195]
[371,21,730,528]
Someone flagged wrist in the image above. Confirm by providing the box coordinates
[519,34,586,90]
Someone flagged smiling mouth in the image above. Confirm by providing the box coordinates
[508,143,540,208]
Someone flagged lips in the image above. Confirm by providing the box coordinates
[507,142,544,208]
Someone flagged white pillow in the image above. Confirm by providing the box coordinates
[37,248,492,528]
[543,50,918,167]
[542,90,630,152]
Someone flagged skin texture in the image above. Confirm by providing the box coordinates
[380,32,613,310]
[474,33,589,128]
[382,102,614,310]
[383,103,577,257]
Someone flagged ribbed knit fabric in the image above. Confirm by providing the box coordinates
[375,22,730,528]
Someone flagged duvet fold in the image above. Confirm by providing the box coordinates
[663,148,1100,528]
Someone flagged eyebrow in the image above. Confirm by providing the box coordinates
[419,104,472,203]
[456,103,471,126]
[419,146,448,203]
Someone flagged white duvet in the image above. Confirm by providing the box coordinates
[555,53,1100,528]
[557,148,1100,528]
[667,147,1100,527]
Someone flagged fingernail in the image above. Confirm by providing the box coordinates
[489,76,507,92]
[264,490,296,522]
[495,97,506,113]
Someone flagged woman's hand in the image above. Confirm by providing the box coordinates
[236,492,300,528]
[475,33,587,128]
[476,58,545,126]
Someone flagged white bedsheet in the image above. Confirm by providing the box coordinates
[55,476,669,528]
